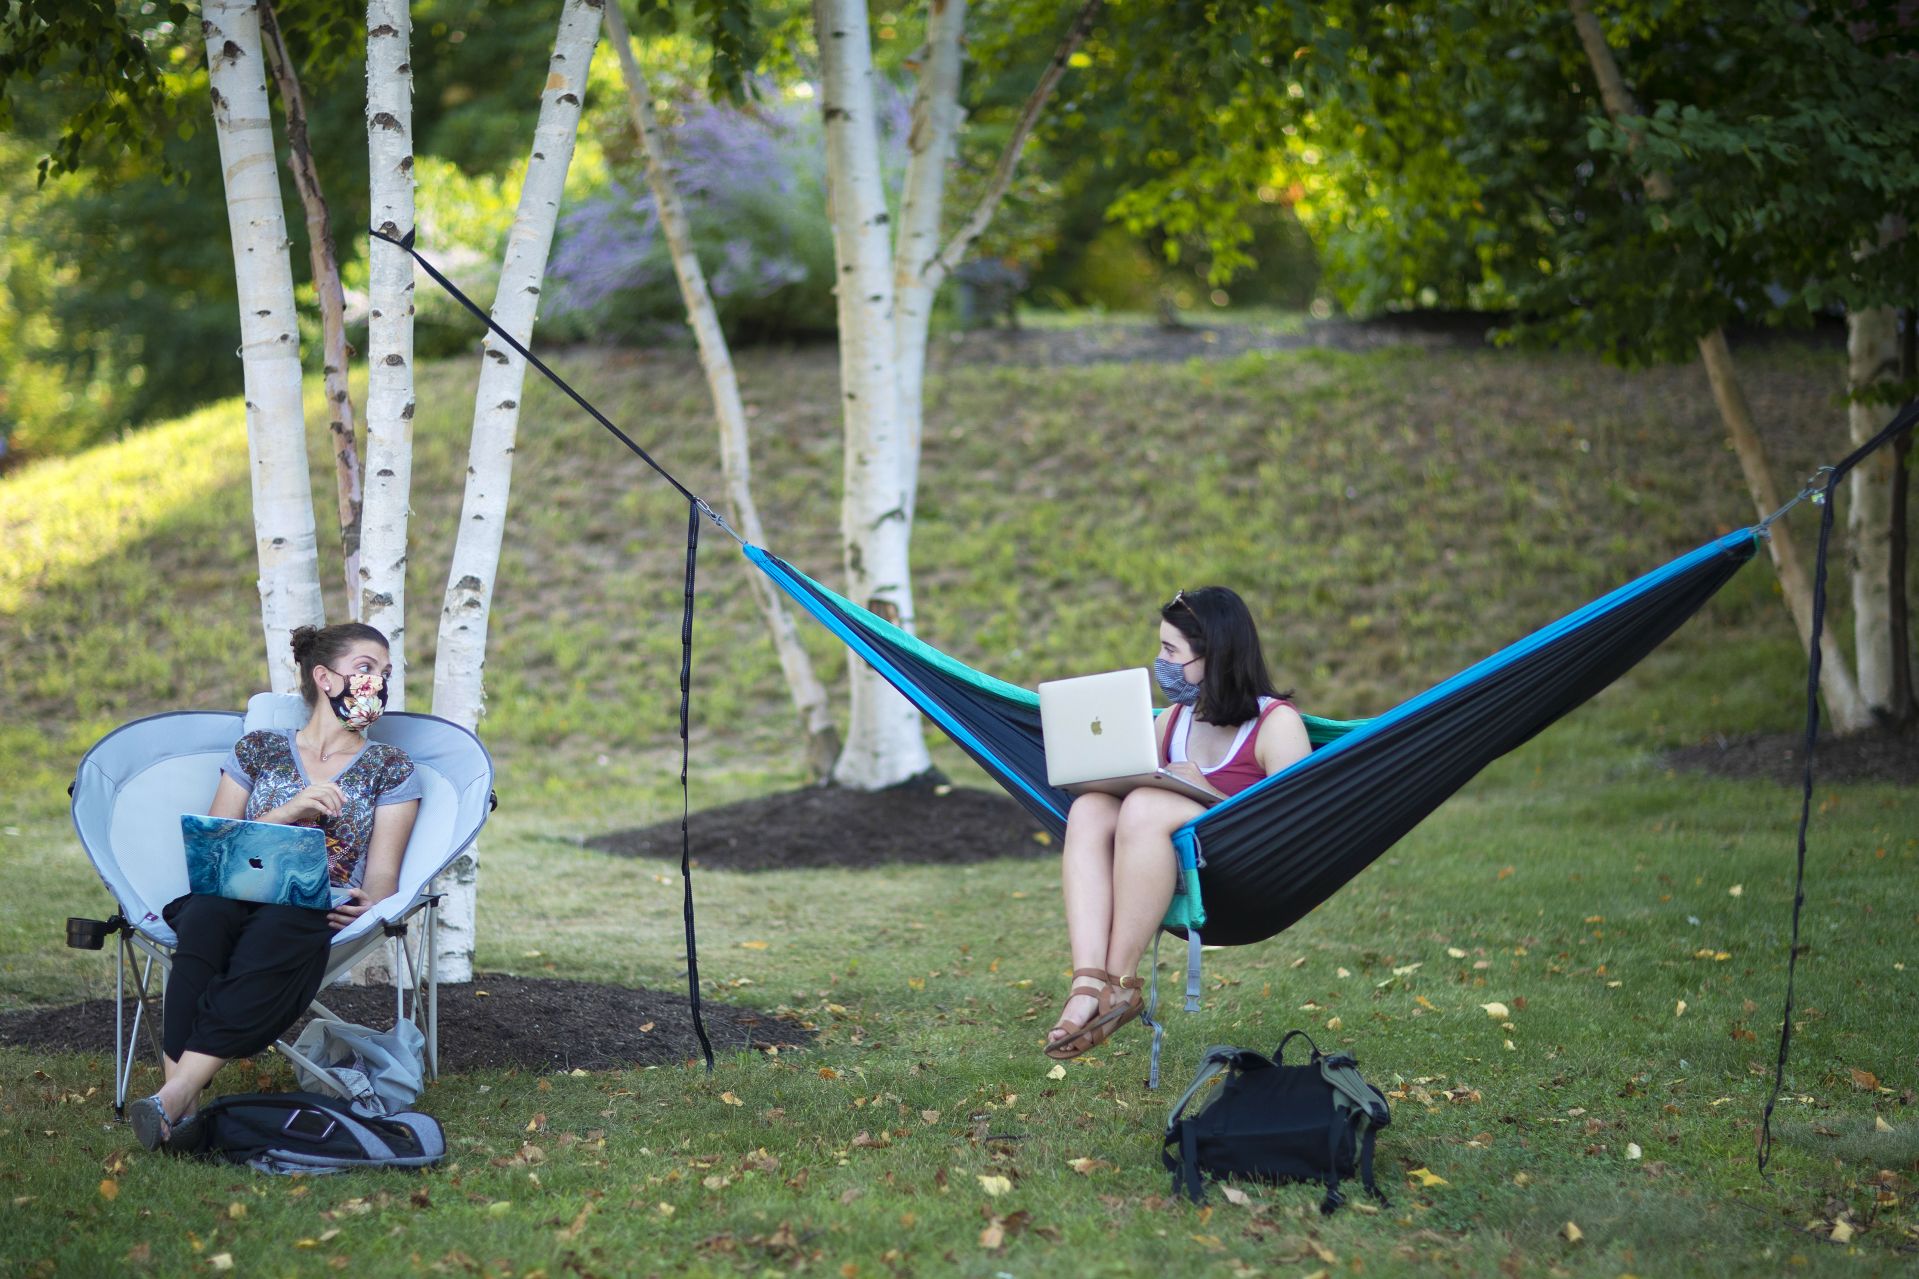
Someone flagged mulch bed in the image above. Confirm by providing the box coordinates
[0,974,812,1073]
[587,775,1055,871]
[1664,726,1919,787]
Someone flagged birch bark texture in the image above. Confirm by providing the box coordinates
[429,0,604,983]
[259,0,363,620]
[204,0,325,694]
[815,0,933,788]
[362,0,418,706]
[890,0,967,524]
[1567,0,1869,730]
[602,0,842,780]
[1845,299,1905,718]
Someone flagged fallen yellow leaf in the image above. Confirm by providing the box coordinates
[1481,1002,1509,1019]
[1325,1016,1343,1031]
[739,940,769,950]
[980,1221,1005,1249]
[1408,1167,1448,1187]
[1220,1185,1252,1205]
[1447,947,1467,959]
[1675,1000,1687,1017]
[1875,1115,1893,1133]
[1561,1221,1584,1244]
[1728,884,1743,897]
[1625,1143,1642,1160]
[1046,1063,1066,1080]
[1830,1220,1854,1243]
[977,1174,1012,1198]
[209,1255,234,1273]
[721,1092,743,1106]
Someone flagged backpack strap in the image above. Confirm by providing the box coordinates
[1273,1029,1323,1065]
[1319,1113,1346,1215]
[1319,1053,1391,1126]
[1161,1045,1246,1204]
[1358,1121,1389,1205]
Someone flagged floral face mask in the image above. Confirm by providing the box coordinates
[322,666,389,732]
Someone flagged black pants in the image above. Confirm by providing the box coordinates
[161,894,333,1060]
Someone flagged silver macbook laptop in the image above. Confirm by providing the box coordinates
[181,814,350,910]
[1037,669,1219,806]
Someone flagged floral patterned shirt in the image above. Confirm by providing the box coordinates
[221,729,423,888]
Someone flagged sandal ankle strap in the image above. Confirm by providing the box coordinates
[1070,967,1111,984]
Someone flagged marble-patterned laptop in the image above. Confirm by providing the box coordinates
[181,814,343,911]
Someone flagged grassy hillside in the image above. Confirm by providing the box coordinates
[0,336,1875,828]
[3,334,1914,1276]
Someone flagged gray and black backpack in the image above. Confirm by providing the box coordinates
[182,1091,445,1175]
[1163,1031,1391,1212]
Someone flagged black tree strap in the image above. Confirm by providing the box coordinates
[370,226,718,1069]
[1758,398,1919,1173]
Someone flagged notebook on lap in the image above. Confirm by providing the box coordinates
[181,814,349,910]
[1037,668,1219,806]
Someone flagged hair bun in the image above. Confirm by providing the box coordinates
[289,625,321,661]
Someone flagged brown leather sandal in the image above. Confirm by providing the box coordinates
[1043,968,1111,1060]
[1081,972,1147,1047]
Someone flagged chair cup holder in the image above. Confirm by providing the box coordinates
[66,916,113,950]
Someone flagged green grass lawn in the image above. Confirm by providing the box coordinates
[1,335,1914,1276]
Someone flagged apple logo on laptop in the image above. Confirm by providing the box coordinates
[1089,718,1102,736]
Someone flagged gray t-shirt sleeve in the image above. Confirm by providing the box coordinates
[220,746,255,793]
[375,755,424,807]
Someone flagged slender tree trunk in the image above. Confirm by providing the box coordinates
[1568,0,1870,731]
[1846,300,1905,722]
[362,0,417,704]
[890,0,968,527]
[1889,311,1915,726]
[603,1,841,781]
[430,0,604,982]
[815,0,933,788]
[259,0,363,619]
[896,0,1100,526]
[204,0,325,693]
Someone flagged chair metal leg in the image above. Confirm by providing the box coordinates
[425,897,439,1081]
[113,932,129,1118]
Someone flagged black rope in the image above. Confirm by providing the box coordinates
[678,499,715,1070]
[1758,398,1919,1174]
[372,226,717,1068]
[369,227,713,513]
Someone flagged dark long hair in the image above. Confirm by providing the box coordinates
[290,622,390,706]
[1160,586,1287,725]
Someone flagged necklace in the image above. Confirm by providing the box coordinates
[298,731,359,764]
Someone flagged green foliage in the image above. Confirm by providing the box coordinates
[1059,0,1919,365]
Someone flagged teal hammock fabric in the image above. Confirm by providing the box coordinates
[745,530,1762,951]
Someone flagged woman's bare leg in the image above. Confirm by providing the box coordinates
[1051,793,1121,1044]
[155,1052,224,1122]
[1105,788,1202,984]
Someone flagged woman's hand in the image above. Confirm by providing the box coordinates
[1162,760,1225,797]
[268,782,347,826]
[327,886,371,933]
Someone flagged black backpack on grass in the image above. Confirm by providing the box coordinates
[1162,1031,1391,1212]
[185,1091,445,1175]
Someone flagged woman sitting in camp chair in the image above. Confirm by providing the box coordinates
[1045,587,1310,1061]
[130,622,421,1152]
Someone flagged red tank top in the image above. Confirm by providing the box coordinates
[1160,698,1292,797]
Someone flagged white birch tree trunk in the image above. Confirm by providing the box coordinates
[816,0,933,789]
[890,0,967,526]
[603,1,842,781]
[259,0,363,620]
[429,0,604,982]
[204,0,325,694]
[362,0,418,705]
[1846,301,1903,718]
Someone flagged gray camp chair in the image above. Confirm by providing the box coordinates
[69,693,494,1116]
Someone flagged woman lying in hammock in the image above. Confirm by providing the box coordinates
[130,622,420,1152]
[1045,587,1310,1060]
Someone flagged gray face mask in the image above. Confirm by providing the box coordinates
[1153,656,1201,706]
